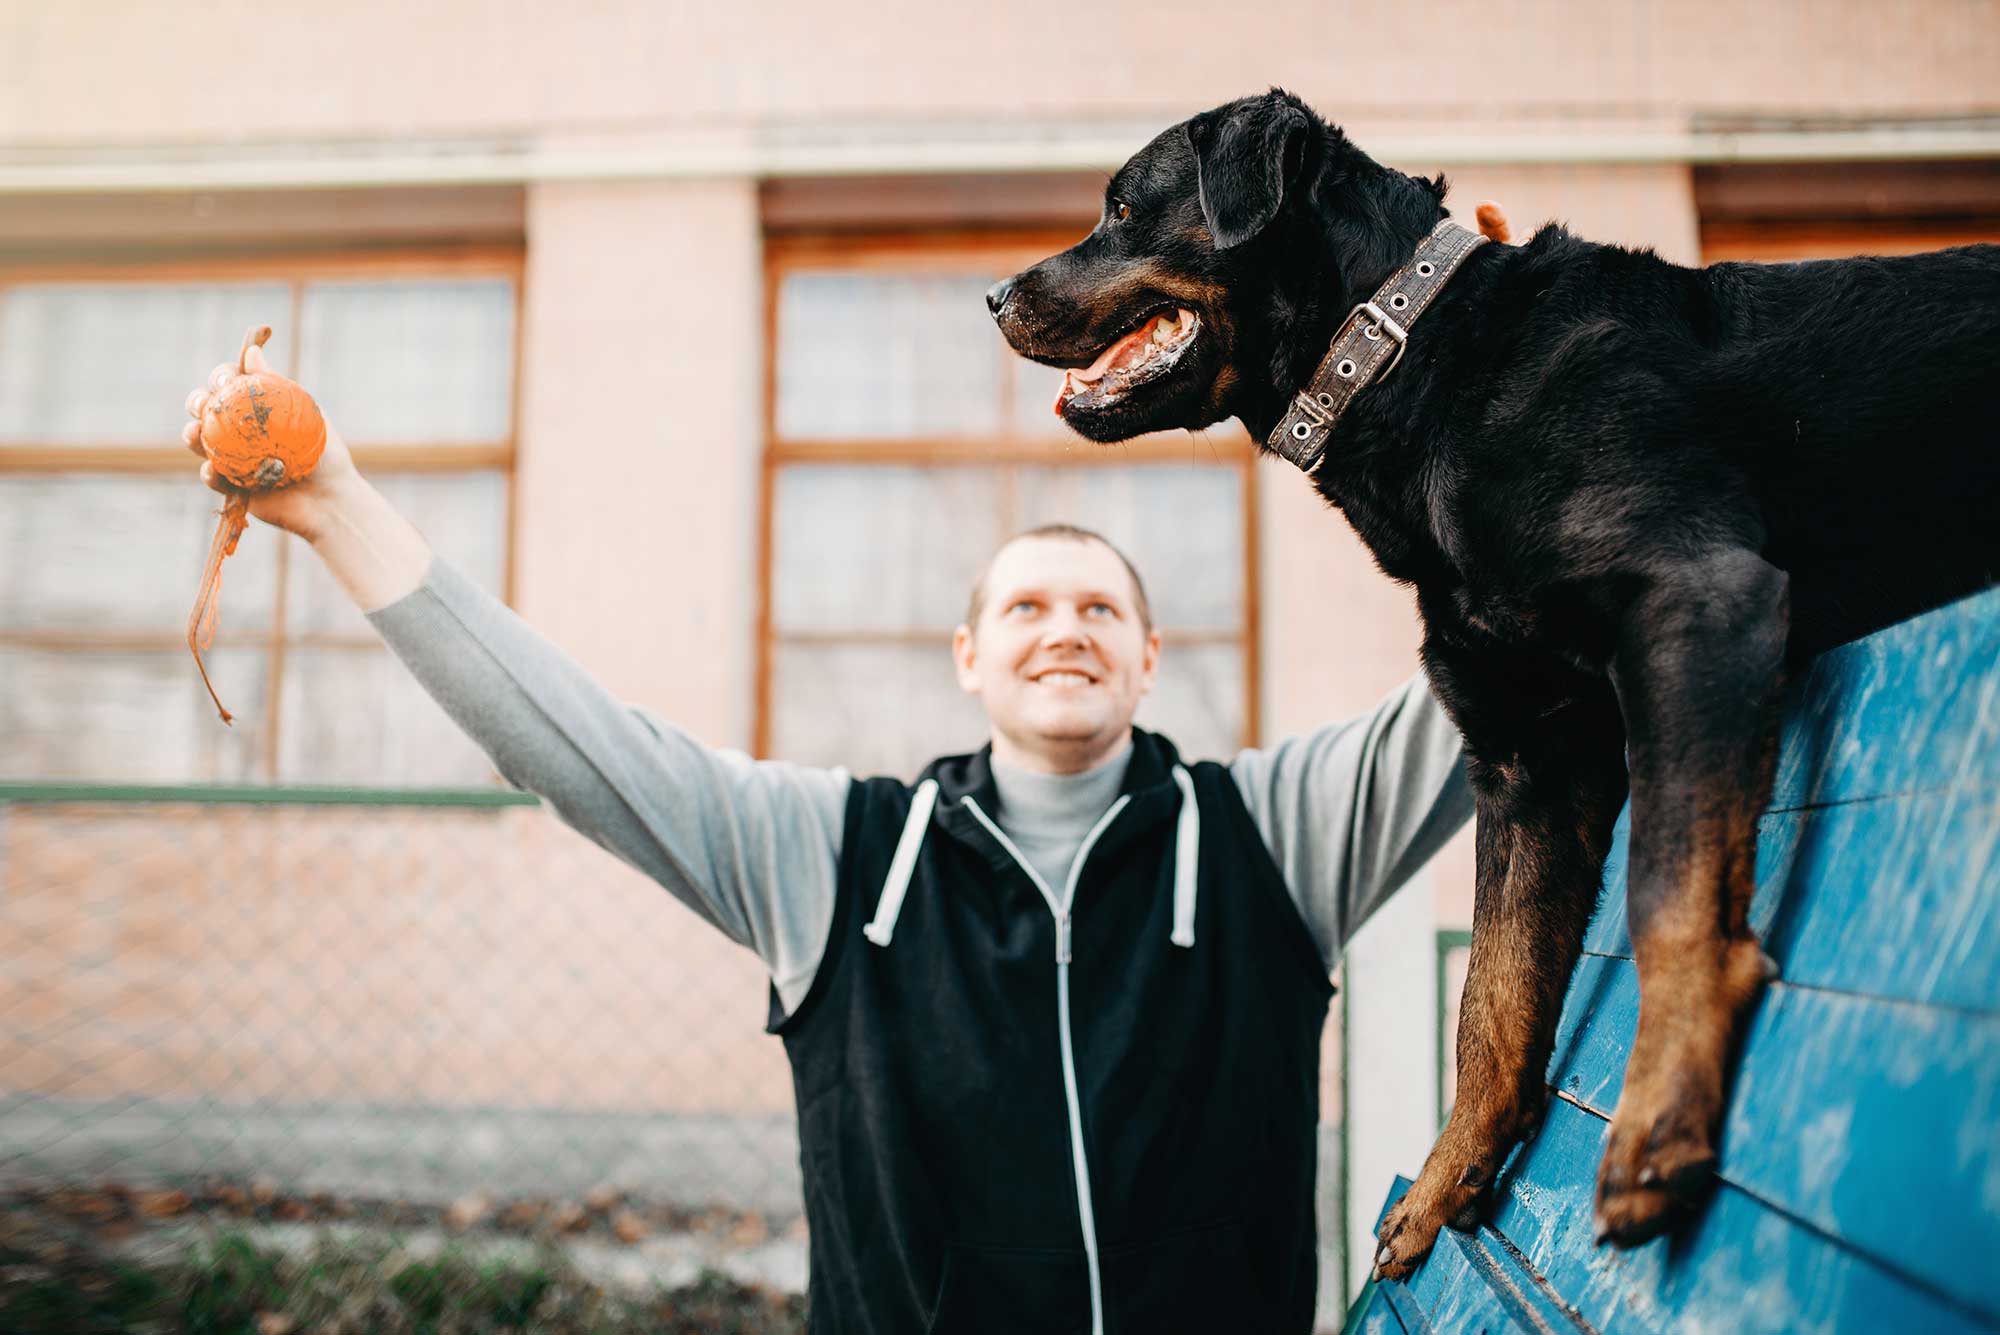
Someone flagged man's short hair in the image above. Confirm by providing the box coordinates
[964,524,1155,633]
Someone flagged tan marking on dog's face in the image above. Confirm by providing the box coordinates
[1048,256,1227,349]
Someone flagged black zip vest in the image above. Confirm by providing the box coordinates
[769,729,1334,1335]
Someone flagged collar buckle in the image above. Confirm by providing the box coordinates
[1350,300,1408,383]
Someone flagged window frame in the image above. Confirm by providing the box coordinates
[0,244,526,782]
[756,228,1261,762]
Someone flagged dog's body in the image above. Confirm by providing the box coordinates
[990,90,2000,1274]
[1325,228,1999,663]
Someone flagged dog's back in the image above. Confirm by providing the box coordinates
[1467,235,2000,657]
[1703,244,2000,654]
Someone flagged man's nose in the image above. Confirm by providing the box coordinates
[985,276,1016,317]
[1042,612,1088,645]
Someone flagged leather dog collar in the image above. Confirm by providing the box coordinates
[1266,217,1488,475]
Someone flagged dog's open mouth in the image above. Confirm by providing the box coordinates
[1054,308,1201,415]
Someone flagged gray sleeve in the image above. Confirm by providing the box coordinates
[364,554,848,1013]
[1230,672,1473,969]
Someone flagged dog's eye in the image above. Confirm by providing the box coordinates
[1112,200,1132,223]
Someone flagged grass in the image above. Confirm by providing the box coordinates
[0,1226,806,1335]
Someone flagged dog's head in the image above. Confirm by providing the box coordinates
[988,89,1448,443]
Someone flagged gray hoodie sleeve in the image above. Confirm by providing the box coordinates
[364,554,849,1013]
[1230,672,1473,969]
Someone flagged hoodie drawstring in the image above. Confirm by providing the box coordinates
[865,768,1199,951]
[1169,765,1200,948]
[863,779,938,948]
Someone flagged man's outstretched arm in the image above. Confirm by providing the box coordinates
[184,377,847,1014]
[363,548,848,1012]
[1230,673,1473,968]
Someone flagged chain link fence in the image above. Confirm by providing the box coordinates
[0,784,809,1333]
[2,783,1365,1332]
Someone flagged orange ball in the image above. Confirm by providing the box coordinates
[200,325,327,489]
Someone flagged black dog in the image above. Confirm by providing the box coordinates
[988,88,2000,1276]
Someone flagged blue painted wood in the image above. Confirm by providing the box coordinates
[1584,787,2000,1003]
[1482,1099,1994,1335]
[1345,1284,1413,1335]
[1750,792,2000,1012]
[1355,586,2000,1334]
[1542,957,2000,1319]
[1545,953,1638,1115]
[1582,812,1635,958]
[1769,585,2000,812]
[1412,1212,1597,1334]
[1585,584,2000,963]
[1367,1177,1569,1335]
[1347,1280,1422,1335]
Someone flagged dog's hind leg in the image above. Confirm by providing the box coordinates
[1373,655,1627,1281]
[1594,548,1787,1247]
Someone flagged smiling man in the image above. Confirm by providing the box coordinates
[773,523,1469,1335]
[180,359,1468,1333]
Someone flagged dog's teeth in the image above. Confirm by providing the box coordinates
[1151,317,1174,345]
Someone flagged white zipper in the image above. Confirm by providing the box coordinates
[963,793,1129,1335]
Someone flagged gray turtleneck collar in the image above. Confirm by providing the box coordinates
[989,739,1133,897]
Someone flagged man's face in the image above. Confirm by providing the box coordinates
[953,535,1161,772]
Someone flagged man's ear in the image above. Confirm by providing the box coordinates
[952,624,980,695]
[1185,98,1311,250]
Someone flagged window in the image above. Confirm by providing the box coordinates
[1695,160,2000,264]
[760,235,1259,779]
[0,251,521,786]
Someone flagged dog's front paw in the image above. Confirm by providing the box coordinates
[1592,1081,1718,1247]
[1595,938,1767,1246]
[1373,1193,1445,1282]
[1373,1170,1488,1281]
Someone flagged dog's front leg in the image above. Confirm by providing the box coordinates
[1374,673,1627,1281]
[1594,549,1787,1247]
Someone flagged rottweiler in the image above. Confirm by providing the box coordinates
[987,87,2000,1276]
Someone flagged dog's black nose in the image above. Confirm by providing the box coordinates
[986,277,1016,316]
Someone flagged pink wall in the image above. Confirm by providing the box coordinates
[514,180,763,744]
[9,2,1996,145]
[8,2,1996,1117]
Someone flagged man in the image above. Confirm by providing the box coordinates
[183,358,1471,1335]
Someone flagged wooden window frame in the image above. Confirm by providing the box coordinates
[0,243,526,781]
[1695,160,2000,264]
[756,228,1261,760]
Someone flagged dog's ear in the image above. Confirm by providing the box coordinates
[1186,100,1311,250]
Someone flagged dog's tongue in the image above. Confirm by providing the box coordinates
[1053,320,1156,413]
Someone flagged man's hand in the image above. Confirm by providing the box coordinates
[182,339,433,611]
[181,341,362,545]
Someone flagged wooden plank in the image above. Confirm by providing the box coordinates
[1768,586,2000,812]
[1584,585,1998,960]
[1586,786,2000,1011]
[1414,1223,1598,1335]
[1719,985,2000,1324]
[1481,1099,1995,1335]
[1747,792,2000,1012]
[1372,1180,1597,1335]
[1344,1280,1416,1335]
[1541,958,2000,1322]
[1383,587,2000,1335]
[1582,813,1634,958]
[1546,954,1637,1115]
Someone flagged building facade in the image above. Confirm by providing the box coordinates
[4,1,1997,1318]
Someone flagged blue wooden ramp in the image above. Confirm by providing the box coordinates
[1349,587,2000,1335]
